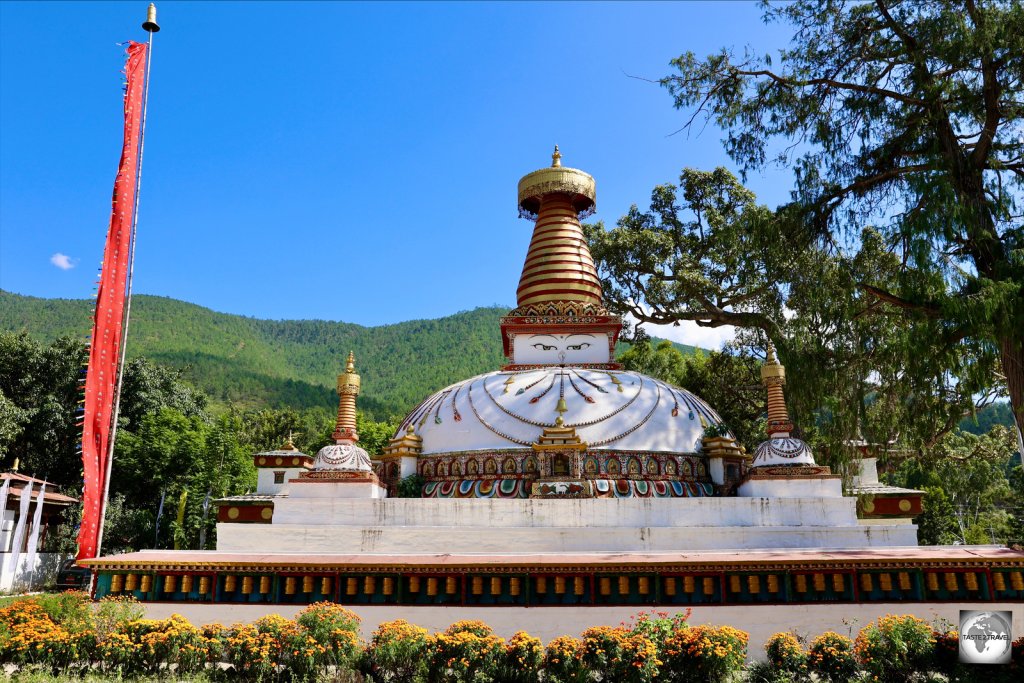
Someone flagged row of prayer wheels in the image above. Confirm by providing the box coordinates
[993,570,1024,592]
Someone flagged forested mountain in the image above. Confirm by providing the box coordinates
[0,290,695,419]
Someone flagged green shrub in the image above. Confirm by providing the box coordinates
[492,631,543,683]
[854,614,934,683]
[807,631,858,683]
[295,601,362,669]
[361,618,430,683]
[660,624,748,683]
[764,632,808,681]
[542,635,588,683]
[426,620,504,682]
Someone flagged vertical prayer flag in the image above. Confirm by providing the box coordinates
[24,481,47,586]
[77,41,148,561]
[5,482,33,578]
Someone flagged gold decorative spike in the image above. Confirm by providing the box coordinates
[551,145,562,167]
[609,374,624,392]
[503,376,515,394]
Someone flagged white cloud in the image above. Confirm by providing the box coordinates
[634,318,735,350]
[49,253,76,270]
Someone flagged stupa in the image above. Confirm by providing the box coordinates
[83,150,1022,641]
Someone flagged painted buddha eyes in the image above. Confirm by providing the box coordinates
[533,343,557,351]
[567,343,591,351]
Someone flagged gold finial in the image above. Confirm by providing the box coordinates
[551,145,562,167]
[555,416,564,426]
[11,457,19,473]
[142,3,161,33]
[406,425,415,436]
[346,351,355,373]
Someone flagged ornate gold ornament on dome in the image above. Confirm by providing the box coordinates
[338,351,360,394]
[382,425,423,458]
[517,145,597,219]
[531,417,588,452]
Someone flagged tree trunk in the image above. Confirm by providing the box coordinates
[1000,335,1024,453]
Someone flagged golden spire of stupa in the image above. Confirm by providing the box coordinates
[513,146,603,310]
[332,351,361,444]
[761,344,794,436]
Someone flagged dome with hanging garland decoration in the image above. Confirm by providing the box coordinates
[374,148,749,499]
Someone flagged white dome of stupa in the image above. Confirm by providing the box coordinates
[398,367,725,455]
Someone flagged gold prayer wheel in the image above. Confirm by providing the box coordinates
[199,576,210,595]
[683,576,695,593]
[491,577,501,595]
[728,575,740,593]
[813,573,825,592]
[767,575,779,593]
[536,577,547,594]
[638,577,649,595]
[555,576,566,594]
[364,576,376,594]
[427,577,439,596]
[599,577,611,596]
[618,576,629,595]
[321,577,332,595]
[225,575,237,592]
[702,577,715,595]
[879,573,892,592]
[860,574,873,592]
[302,576,314,593]
[993,572,1006,591]
[964,572,978,591]
[409,576,421,593]
[898,572,911,591]
[666,577,679,595]
[163,575,176,593]
[472,577,483,595]
[110,574,124,593]
[259,576,271,594]
[510,577,521,596]
[285,577,297,595]
[944,572,958,591]
[832,574,845,592]
[1009,571,1023,591]
[242,576,254,594]
[747,575,760,593]
[383,577,395,595]
[140,575,152,592]
[446,576,457,594]
[181,575,193,593]
[926,572,939,592]
[125,574,138,591]
[574,576,585,596]
[346,577,357,596]
[795,575,807,593]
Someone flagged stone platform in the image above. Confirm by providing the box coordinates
[216,496,918,553]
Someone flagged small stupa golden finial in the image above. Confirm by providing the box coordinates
[551,144,562,167]
[346,351,355,373]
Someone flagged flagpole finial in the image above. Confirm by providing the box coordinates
[142,3,161,32]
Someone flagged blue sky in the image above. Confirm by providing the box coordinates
[0,1,794,348]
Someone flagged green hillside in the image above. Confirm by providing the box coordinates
[0,290,696,419]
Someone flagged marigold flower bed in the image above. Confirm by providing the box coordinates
[0,593,1021,681]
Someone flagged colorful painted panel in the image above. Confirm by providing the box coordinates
[422,479,530,499]
[593,479,714,498]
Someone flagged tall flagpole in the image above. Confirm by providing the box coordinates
[94,4,161,559]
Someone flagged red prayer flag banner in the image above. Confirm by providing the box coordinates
[77,41,148,561]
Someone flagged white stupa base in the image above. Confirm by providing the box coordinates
[288,480,387,499]
[217,496,917,553]
[737,476,842,498]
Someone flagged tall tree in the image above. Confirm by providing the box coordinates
[597,0,1023,443]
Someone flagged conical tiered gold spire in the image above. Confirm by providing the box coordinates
[332,351,361,444]
[513,146,603,310]
[761,344,794,437]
